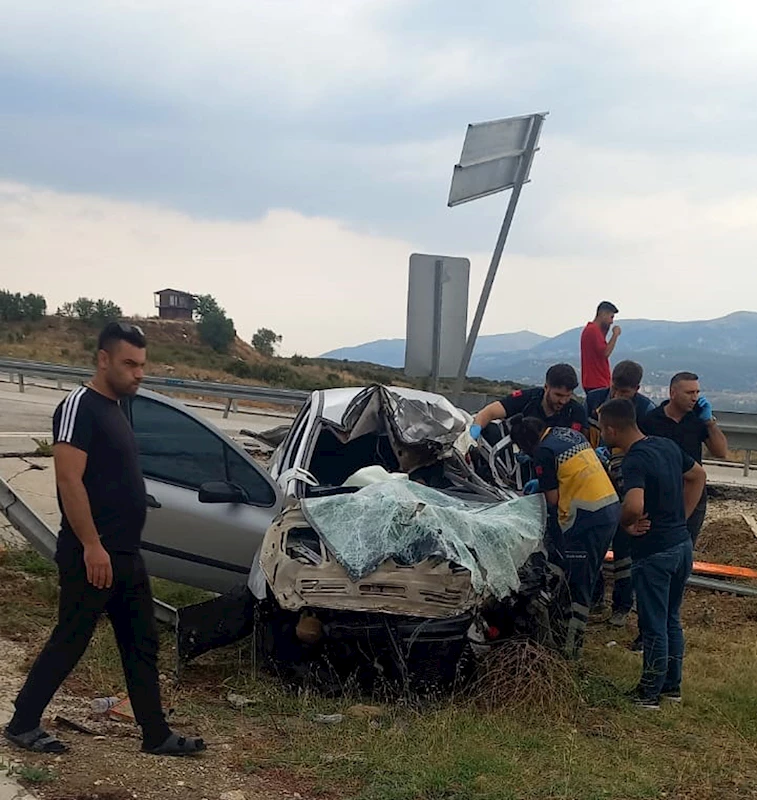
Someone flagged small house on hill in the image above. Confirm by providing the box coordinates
[154,288,195,320]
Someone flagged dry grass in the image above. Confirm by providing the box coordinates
[469,638,582,721]
[3,544,757,799]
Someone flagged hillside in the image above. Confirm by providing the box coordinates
[321,330,547,368]
[0,317,522,397]
[321,311,757,409]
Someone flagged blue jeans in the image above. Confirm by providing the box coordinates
[632,539,693,699]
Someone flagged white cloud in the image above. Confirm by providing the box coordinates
[2,174,757,363]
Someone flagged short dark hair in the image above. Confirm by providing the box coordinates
[97,322,147,353]
[612,360,643,390]
[670,371,698,389]
[598,398,637,430]
[596,301,619,316]
[508,415,547,455]
[545,363,578,391]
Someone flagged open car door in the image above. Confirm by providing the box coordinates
[122,390,283,593]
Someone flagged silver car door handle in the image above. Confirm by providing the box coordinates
[146,494,162,509]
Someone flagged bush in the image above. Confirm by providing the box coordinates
[225,359,254,379]
[198,311,236,353]
[290,353,306,367]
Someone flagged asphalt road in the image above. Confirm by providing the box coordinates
[0,378,294,454]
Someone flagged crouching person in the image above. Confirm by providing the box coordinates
[509,416,619,659]
[599,399,706,709]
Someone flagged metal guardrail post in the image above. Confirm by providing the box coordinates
[18,373,24,393]
[744,450,752,478]
[223,398,233,419]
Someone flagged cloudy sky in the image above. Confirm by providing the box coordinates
[3,1,757,355]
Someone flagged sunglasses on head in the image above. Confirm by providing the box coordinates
[116,322,144,337]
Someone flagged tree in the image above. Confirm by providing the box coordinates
[72,297,96,323]
[0,291,24,321]
[198,311,236,353]
[57,302,76,318]
[92,299,122,327]
[252,327,283,357]
[194,294,221,321]
[20,293,46,321]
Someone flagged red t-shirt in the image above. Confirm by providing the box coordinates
[580,321,611,390]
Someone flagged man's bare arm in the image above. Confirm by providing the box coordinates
[473,400,507,429]
[704,422,728,460]
[683,462,707,520]
[54,443,113,589]
[621,487,645,534]
[604,326,621,359]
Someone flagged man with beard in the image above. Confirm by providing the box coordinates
[4,323,205,757]
[581,301,621,394]
[470,363,588,440]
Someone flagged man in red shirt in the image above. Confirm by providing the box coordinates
[580,301,621,393]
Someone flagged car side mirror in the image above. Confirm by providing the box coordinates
[199,481,249,504]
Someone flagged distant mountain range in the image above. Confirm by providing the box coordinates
[320,312,757,408]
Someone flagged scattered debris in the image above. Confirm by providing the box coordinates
[605,641,618,648]
[107,697,135,723]
[313,714,344,725]
[226,691,257,709]
[741,513,757,540]
[53,715,97,735]
[220,791,247,800]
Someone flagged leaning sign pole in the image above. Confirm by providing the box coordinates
[449,112,547,402]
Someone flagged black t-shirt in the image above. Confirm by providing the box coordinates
[499,387,588,431]
[621,436,696,559]
[639,401,709,464]
[53,387,146,557]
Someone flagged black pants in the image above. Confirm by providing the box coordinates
[687,489,707,547]
[11,552,169,744]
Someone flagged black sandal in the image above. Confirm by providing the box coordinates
[141,732,206,756]
[4,726,69,754]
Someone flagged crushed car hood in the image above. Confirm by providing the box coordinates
[300,481,546,600]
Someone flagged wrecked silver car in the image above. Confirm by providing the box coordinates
[177,385,570,694]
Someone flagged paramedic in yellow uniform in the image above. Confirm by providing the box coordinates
[509,415,620,658]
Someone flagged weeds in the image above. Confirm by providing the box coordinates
[31,437,53,457]
[1,760,57,785]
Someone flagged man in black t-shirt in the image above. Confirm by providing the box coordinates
[640,371,728,546]
[471,363,588,439]
[4,324,205,757]
[599,399,706,710]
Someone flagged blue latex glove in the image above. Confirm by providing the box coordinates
[523,479,541,495]
[515,452,532,465]
[595,446,611,466]
[469,423,482,441]
[695,396,713,422]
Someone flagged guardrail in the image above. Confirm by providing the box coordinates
[3,358,757,473]
[0,357,310,417]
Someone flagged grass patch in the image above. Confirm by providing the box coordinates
[1,760,57,785]
[3,548,757,798]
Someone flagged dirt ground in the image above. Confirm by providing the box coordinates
[695,502,757,569]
